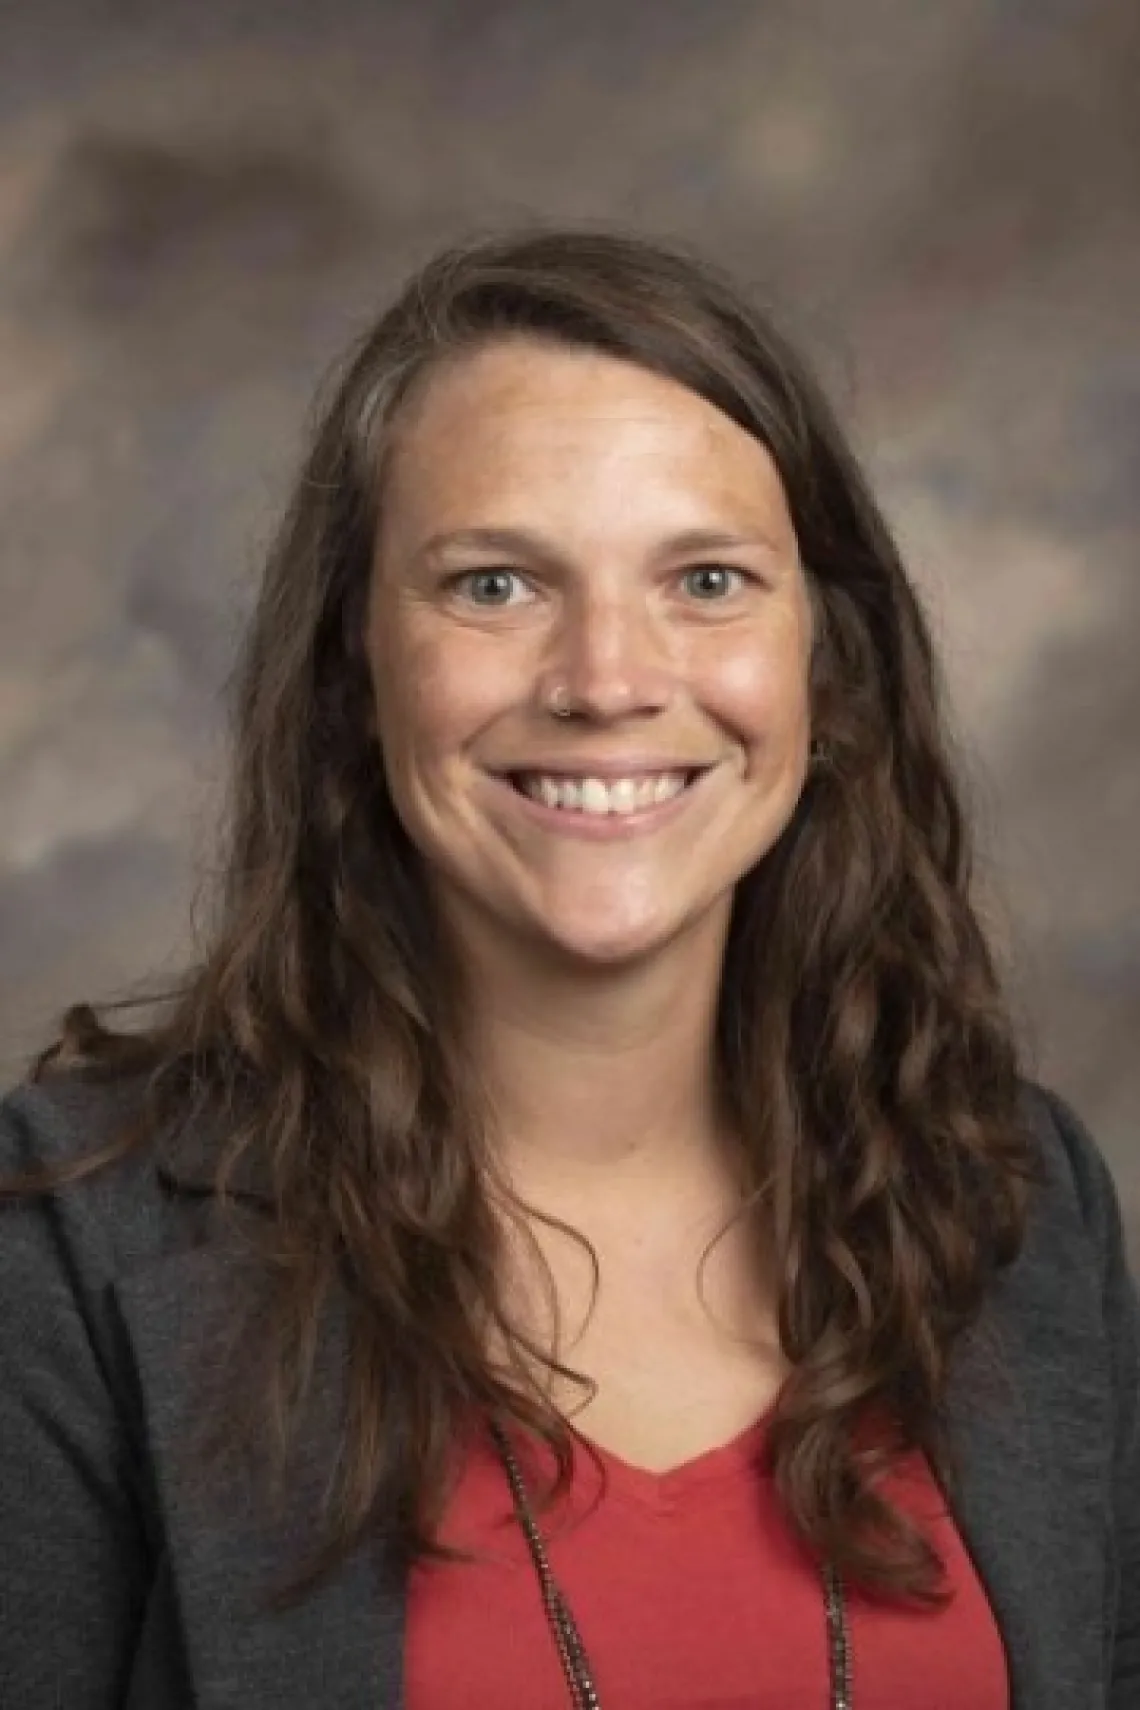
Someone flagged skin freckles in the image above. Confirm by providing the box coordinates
[365,337,814,987]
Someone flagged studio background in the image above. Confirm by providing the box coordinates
[1,0,1137,1255]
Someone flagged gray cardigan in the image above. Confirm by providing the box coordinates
[0,1072,1137,1709]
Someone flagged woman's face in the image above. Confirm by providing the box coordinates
[366,338,813,972]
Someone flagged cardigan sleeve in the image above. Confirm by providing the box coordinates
[0,1083,152,1710]
[1042,1088,1140,1708]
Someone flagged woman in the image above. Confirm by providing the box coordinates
[0,228,1135,1710]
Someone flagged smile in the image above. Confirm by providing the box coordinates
[511,770,697,815]
[489,766,714,838]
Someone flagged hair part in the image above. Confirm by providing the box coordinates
[21,224,1044,1608]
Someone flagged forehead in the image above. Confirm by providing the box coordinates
[380,338,792,531]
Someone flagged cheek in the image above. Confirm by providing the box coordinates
[372,628,510,781]
[700,629,812,738]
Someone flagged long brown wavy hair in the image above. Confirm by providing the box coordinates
[10,226,1044,1610]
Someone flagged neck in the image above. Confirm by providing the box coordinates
[459,922,740,1206]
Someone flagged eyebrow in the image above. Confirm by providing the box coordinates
[413,525,784,563]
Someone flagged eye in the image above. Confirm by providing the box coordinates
[681,563,749,600]
[449,567,533,607]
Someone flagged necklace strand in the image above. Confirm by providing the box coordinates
[488,1418,852,1709]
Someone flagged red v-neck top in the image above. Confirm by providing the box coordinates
[404,1405,1009,1709]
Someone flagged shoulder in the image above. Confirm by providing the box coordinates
[0,1068,254,1445]
[1017,1078,1133,1270]
[1012,1080,1138,1432]
[0,1068,150,1166]
[0,1068,218,1285]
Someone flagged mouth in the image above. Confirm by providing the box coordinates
[489,764,715,829]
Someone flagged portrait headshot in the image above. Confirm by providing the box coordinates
[0,7,1136,1710]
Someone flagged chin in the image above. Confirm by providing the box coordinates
[522,907,708,973]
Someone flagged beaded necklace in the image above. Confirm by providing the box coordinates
[488,1418,853,1709]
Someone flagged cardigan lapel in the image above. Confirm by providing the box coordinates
[942,1220,1111,1708]
[114,1240,407,1710]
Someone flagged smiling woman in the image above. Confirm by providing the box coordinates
[0,228,1136,1710]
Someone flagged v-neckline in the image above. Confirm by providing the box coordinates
[559,1400,779,1512]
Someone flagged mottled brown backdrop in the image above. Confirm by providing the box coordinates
[1,0,1137,1251]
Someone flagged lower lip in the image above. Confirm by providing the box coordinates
[488,770,714,839]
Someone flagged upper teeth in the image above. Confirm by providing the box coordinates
[518,772,689,814]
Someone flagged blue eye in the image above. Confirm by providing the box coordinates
[683,564,746,599]
[454,568,528,605]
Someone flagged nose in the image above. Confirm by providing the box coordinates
[538,588,675,722]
